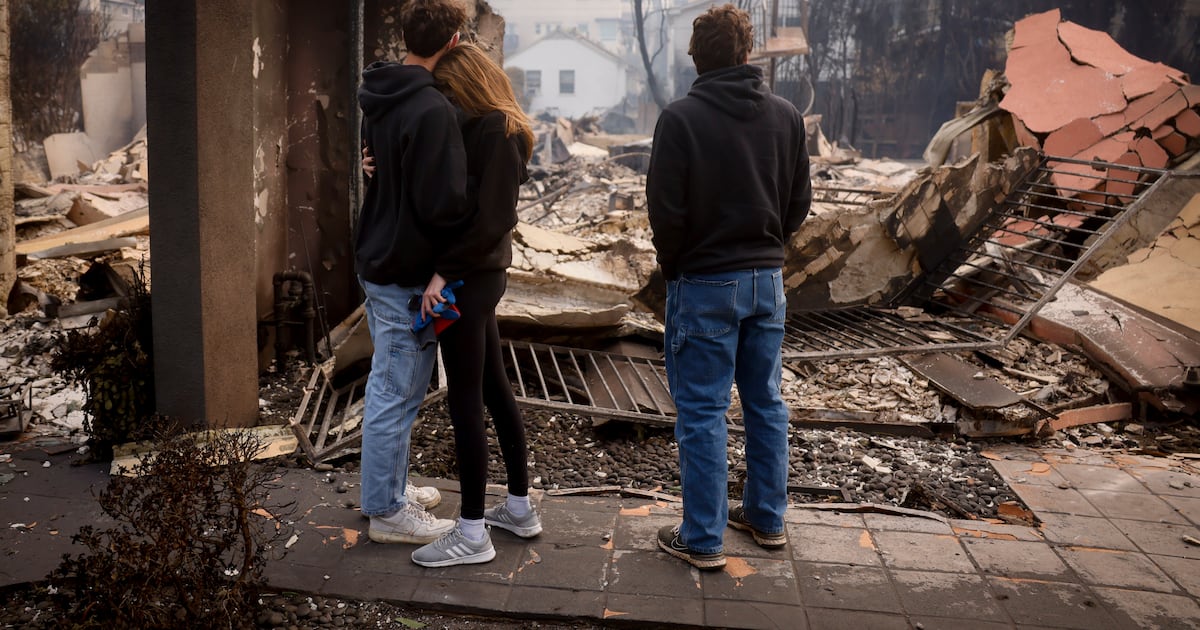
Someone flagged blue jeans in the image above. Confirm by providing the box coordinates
[666,268,789,555]
[358,278,438,517]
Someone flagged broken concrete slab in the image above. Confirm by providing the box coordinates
[14,192,76,224]
[1078,174,1200,281]
[66,192,148,227]
[498,271,631,332]
[1027,284,1200,415]
[43,133,101,180]
[1089,192,1200,332]
[15,207,149,257]
[782,150,1039,312]
[24,237,139,262]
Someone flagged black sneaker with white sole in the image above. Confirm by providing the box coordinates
[656,525,726,570]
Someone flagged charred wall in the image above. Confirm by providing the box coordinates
[0,0,12,318]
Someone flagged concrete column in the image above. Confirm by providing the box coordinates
[0,0,13,318]
[146,0,259,427]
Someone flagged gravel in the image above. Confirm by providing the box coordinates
[405,401,1020,520]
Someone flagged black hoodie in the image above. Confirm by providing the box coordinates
[355,62,469,287]
[435,111,530,281]
[646,64,811,280]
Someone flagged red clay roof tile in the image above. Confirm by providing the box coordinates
[1158,131,1188,156]
[1043,118,1104,157]
[1057,21,1151,76]
[1130,92,1190,133]
[1010,9,1061,51]
[1132,137,1169,170]
[1124,82,1179,126]
[1175,108,1200,137]
[1104,151,1143,198]
[1121,64,1178,100]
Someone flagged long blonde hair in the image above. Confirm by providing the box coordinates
[435,43,534,161]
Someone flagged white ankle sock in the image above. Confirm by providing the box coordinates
[459,517,486,541]
[506,494,531,516]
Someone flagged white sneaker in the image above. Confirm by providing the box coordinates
[369,501,455,544]
[406,482,441,509]
[411,526,496,567]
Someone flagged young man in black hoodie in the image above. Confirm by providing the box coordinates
[355,0,469,545]
[647,4,812,570]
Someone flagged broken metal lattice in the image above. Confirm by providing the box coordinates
[289,366,447,464]
[783,154,1171,361]
[501,340,676,428]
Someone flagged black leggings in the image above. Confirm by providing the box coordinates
[438,271,528,520]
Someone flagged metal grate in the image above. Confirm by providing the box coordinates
[289,366,445,464]
[501,340,677,428]
[783,154,1171,361]
[812,186,893,207]
[911,155,1167,344]
[782,308,998,359]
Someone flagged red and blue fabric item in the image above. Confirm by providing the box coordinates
[412,280,464,335]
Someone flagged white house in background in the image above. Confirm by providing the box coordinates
[487,0,631,57]
[506,31,631,119]
[80,0,145,35]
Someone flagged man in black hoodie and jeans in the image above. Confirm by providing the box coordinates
[647,4,811,570]
[355,0,469,545]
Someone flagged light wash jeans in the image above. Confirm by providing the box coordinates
[665,268,789,555]
[358,278,438,517]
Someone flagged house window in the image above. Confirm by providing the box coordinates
[597,19,619,42]
[526,70,542,95]
[559,70,575,95]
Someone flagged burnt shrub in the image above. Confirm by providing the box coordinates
[51,263,161,457]
[48,429,294,629]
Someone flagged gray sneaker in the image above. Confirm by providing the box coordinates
[483,503,542,538]
[368,501,455,545]
[411,527,496,567]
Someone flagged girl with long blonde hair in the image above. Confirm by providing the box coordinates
[409,42,541,567]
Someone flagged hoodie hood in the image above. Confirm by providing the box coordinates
[688,64,768,121]
[358,62,437,121]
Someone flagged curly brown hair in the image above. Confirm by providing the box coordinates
[688,4,754,75]
[400,0,467,58]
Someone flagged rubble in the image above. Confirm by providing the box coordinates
[4,8,1199,516]
[998,10,1199,198]
[1089,186,1200,332]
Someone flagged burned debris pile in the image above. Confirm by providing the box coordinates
[4,10,1200,525]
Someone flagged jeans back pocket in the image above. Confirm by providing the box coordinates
[677,276,737,337]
